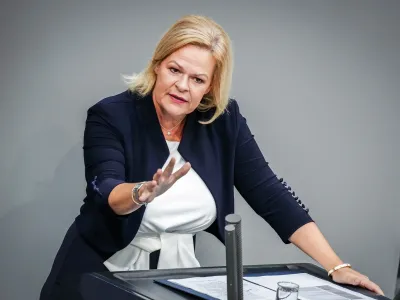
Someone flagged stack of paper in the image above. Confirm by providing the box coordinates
[165,275,275,300]
[156,272,376,300]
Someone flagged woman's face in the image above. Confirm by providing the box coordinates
[153,44,216,119]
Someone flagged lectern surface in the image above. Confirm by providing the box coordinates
[80,263,388,300]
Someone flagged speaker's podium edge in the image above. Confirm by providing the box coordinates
[80,262,389,300]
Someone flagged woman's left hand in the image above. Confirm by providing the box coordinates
[331,267,384,296]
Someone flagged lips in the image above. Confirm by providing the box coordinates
[169,93,187,102]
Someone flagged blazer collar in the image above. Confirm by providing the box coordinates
[129,89,201,156]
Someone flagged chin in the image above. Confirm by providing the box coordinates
[162,102,188,117]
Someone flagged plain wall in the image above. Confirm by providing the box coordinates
[1,1,399,299]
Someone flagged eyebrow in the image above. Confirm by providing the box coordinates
[170,60,209,79]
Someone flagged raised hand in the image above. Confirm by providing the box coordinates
[138,157,191,203]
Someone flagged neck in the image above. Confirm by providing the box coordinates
[157,110,185,129]
[153,95,186,139]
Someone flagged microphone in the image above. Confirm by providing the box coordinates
[225,214,243,300]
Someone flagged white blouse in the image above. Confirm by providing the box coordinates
[104,140,217,271]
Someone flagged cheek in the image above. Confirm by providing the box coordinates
[155,72,175,91]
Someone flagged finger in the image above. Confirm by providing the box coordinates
[361,280,384,296]
[146,180,157,193]
[139,180,157,201]
[153,169,162,182]
[170,162,191,182]
[352,277,384,296]
[163,157,176,177]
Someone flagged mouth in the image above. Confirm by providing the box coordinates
[169,93,188,103]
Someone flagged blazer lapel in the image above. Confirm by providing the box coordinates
[179,111,221,215]
[133,91,170,180]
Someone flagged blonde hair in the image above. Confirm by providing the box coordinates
[123,15,234,124]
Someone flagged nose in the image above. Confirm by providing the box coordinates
[175,75,189,92]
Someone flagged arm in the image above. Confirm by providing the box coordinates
[84,103,189,216]
[289,222,343,271]
[231,100,384,295]
[108,183,144,215]
[84,103,143,215]
[232,100,312,243]
[290,222,384,295]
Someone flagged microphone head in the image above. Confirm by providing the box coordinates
[225,214,242,225]
[225,224,236,233]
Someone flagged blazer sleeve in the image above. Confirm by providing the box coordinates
[232,100,314,243]
[83,102,127,216]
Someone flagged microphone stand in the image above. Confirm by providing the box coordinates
[225,214,244,300]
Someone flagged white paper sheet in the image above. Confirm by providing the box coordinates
[168,275,276,300]
[166,272,376,300]
[244,273,376,300]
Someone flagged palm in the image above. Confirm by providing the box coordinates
[139,157,191,203]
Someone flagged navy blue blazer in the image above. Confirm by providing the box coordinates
[75,90,313,259]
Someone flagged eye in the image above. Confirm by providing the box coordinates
[169,67,179,74]
[194,77,204,84]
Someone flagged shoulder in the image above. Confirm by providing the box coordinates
[204,98,243,129]
[89,90,134,115]
[86,90,139,128]
[221,98,240,115]
[195,98,244,142]
[199,97,240,119]
[225,98,241,120]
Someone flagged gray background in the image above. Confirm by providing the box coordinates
[1,1,399,299]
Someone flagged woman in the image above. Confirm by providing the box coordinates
[40,14,384,299]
